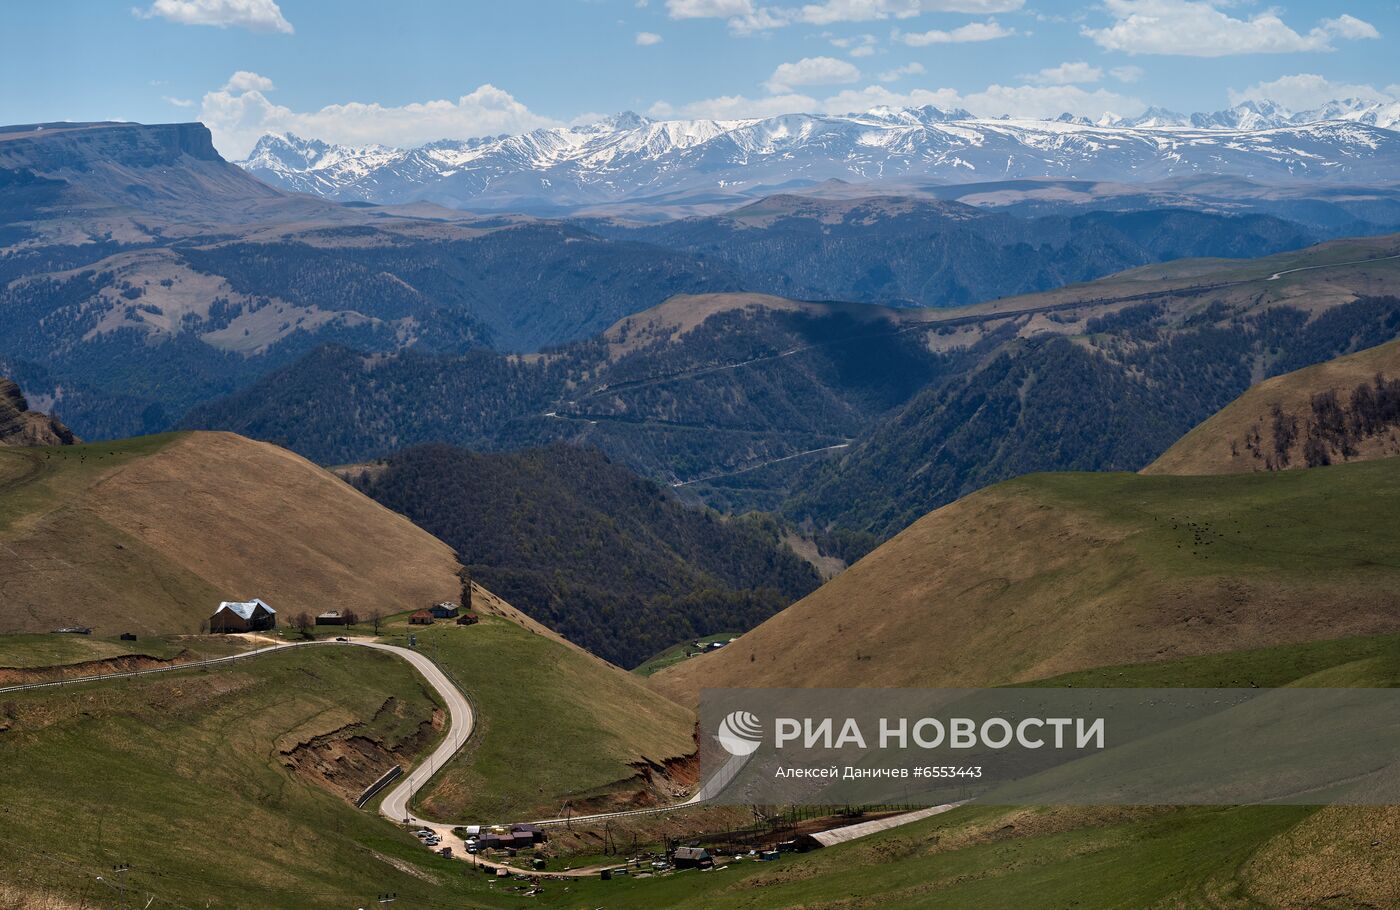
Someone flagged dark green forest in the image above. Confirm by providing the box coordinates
[787,296,1400,537]
[589,201,1315,307]
[349,443,821,667]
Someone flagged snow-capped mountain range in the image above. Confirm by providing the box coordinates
[239,99,1400,213]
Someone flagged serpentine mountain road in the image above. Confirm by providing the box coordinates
[1,635,947,878]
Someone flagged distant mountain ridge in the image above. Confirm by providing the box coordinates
[240,99,1400,213]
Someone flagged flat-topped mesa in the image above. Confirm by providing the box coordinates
[0,121,222,167]
[0,379,78,447]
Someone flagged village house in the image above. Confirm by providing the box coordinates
[428,602,459,620]
[210,599,277,633]
[671,846,713,869]
[315,611,346,626]
[408,610,435,626]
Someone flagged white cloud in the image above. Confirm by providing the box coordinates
[1084,0,1380,57]
[796,0,1023,25]
[636,30,664,44]
[669,0,1022,33]
[648,92,820,120]
[1228,73,1395,110]
[1322,14,1380,41]
[764,56,862,92]
[1023,61,1102,85]
[820,84,967,112]
[829,32,878,56]
[666,0,754,17]
[200,75,558,159]
[222,70,275,93]
[134,0,292,34]
[961,83,1141,119]
[878,62,926,81]
[1110,65,1145,83]
[650,79,1142,122]
[162,96,195,108]
[896,19,1014,45]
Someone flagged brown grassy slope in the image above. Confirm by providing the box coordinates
[0,431,464,634]
[1145,337,1400,476]
[650,462,1400,706]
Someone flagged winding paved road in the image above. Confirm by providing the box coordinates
[350,641,475,828]
[1,635,951,879]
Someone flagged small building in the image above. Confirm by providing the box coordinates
[510,823,542,844]
[210,599,277,633]
[408,610,435,626]
[53,627,92,635]
[429,602,459,619]
[119,632,137,641]
[456,612,479,626]
[315,611,346,626]
[671,846,713,869]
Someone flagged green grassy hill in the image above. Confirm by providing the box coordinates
[655,456,1400,703]
[633,632,739,677]
[0,645,486,910]
[377,611,695,822]
[5,605,1398,908]
[565,632,1400,910]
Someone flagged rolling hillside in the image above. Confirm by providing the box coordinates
[0,431,464,635]
[0,645,475,910]
[652,457,1400,705]
[1146,337,1400,475]
[0,429,698,830]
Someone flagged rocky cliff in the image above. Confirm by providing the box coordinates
[0,380,78,446]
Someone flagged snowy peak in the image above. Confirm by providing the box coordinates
[237,101,1400,213]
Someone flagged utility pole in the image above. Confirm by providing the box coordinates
[113,864,130,910]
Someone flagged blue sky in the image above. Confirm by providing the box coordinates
[3,0,1397,157]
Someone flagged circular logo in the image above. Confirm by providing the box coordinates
[716,710,763,756]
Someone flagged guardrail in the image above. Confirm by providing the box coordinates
[357,765,404,809]
[0,642,300,695]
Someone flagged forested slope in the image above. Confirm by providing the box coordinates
[346,443,820,666]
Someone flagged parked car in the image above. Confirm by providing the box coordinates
[335,636,349,642]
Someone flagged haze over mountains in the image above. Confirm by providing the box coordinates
[241,99,1400,215]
